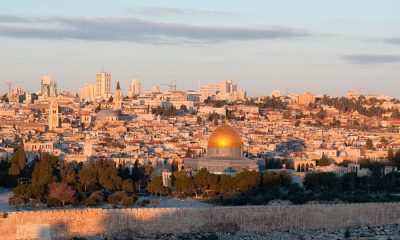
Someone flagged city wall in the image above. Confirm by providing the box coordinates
[1,203,400,239]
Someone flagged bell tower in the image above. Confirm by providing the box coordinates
[114,81,123,110]
[49,101,60,131]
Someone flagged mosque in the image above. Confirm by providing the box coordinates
[184,124,266,175]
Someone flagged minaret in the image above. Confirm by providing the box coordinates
[114,81,123,110]
[49,101,60,131]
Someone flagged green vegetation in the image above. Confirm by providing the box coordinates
[5,152,153,207]
[320,95,399,118]
[5,147,400,208]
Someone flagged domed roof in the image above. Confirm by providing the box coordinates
[95,109,118,120]
[208,124,243,148]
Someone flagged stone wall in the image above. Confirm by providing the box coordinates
[1,203,400,239]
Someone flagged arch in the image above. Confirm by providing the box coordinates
[306,163,310,172]
[301,164,305,172]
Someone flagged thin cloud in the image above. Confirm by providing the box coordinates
[382,38,400,45]
[343,54,400,64]
[0,15,311,44]
[129,7,234,17]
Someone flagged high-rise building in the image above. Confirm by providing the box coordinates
[48,101,60,131]
[114,81,123,110]
[41,76,57,97]
[200,80,245,102]
[79,84,96,102]
[298,92,315,106]
[128,79,141,97]
[96,72,111,100]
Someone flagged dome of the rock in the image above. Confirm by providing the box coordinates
[207,124,243,157]
[208,124,243,148]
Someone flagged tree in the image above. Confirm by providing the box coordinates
[318,154,330,166]
[147,176,168,196]
[173,172,195,196]
[47,182,76,206]
[184,148,193,158]
[131,160,140,182]
[304,172,338,192]
[196,116,202,125]
[366,139,374,150]
[8,147,26,186]
[261,172,281,192]
[180,105,188,112]
[213,117,219,126]
[0,160,11,187]
[194,169,218,195]
[96,159,123,191]
[60,161,77,185]
[79,163,97,191]
[31,154,57,186]
[217,175,235,195]
[394,151,400,168]
[122,179,135,193]
[235,171,259,193]
[171,160,179,172]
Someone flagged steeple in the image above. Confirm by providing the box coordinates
[116,81,121,90]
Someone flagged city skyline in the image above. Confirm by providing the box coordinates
[1,0,400,97]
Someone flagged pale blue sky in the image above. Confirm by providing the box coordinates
[1,0,399,97]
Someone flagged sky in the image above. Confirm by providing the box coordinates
[0,0,399,97]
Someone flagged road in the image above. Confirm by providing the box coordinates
[0,188,13,212]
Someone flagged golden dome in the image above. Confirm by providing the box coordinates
[208,124,243,148]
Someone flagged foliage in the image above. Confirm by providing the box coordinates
[147,176,168,196]
[8,147,26,186]
[32,154,57,186]
[234,171,259,193]
[304,172,338,192]
[60,161,77,184]
[47,182,76,206]
[317,154,330,167]
[122,179,135,193]
[173,172,195,196]
[366,139,374,150]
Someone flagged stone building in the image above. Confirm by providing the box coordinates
[184,124,265,175]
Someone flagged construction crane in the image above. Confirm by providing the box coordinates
[161,81,177,92]
[5,80,21,93]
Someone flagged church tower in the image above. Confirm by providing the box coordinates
[49,101,60,131]
[114,81,123,111]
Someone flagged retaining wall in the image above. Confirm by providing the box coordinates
[1,203,400,239]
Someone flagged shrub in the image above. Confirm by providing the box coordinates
[89,191,104,202]
[13,184,28,197]
[221,197,232,206]
[85,197,97,206]
[289,192,307,204]
[200,234,219,240]
[8,197,25,206]
[319,191,338,201]
[122,196,135,206]
[108,191,128,205]
[46,197,63,207]
[250,195,265,205]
